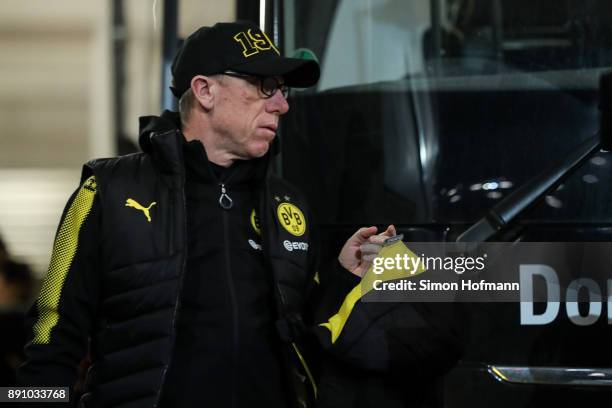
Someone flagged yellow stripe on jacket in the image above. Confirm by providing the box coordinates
[32,176,97,344]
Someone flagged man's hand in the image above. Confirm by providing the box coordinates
[339,225,397,278]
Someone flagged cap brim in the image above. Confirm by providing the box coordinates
[231,57,320,88]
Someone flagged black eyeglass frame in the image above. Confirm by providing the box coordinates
[222,70,289,99]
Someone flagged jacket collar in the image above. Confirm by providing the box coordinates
[138,110,275,181]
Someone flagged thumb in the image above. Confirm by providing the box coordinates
[382,224,396,237]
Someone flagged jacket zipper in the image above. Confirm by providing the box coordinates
[258,186,316,404]
[156,133,188,407]
[219,183,233,209]
[221,183,239,408]
[291,343,318,399]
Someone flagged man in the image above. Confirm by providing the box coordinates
[18,21,393,407]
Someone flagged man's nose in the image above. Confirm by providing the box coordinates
[266,91,289,115]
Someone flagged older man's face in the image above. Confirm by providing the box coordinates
[211,75,289,160]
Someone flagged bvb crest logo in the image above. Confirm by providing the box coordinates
[276,203,306,237]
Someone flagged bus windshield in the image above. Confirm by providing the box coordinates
[280,0,612,226]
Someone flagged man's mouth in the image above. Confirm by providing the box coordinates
[261,124,278,133]
[260,124,278,137]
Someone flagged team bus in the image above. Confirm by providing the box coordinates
[266,0,612,406]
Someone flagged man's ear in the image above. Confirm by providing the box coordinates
[191,75,215,110]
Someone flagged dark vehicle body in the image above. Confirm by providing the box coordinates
[272,0,612,405]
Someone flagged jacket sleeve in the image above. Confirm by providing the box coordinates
[17,175,101,390]
[312,254,465,374]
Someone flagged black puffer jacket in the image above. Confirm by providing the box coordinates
[19,112,319,407]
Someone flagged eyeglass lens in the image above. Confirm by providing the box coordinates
[261,77,289,98]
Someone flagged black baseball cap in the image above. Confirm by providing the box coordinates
[170,21,320,98]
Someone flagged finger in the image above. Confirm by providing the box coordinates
[368,225,397,245]
[368,234,388,245]
[353,226,378,241]
[362,253,378,262]
[360,243,382,255]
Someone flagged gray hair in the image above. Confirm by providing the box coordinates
[178,88,196,125]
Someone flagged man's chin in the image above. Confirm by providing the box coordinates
[249,143,271,158]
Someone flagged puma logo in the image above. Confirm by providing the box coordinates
[125,198,157,222]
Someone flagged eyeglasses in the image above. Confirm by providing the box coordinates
[222,70,289,99]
